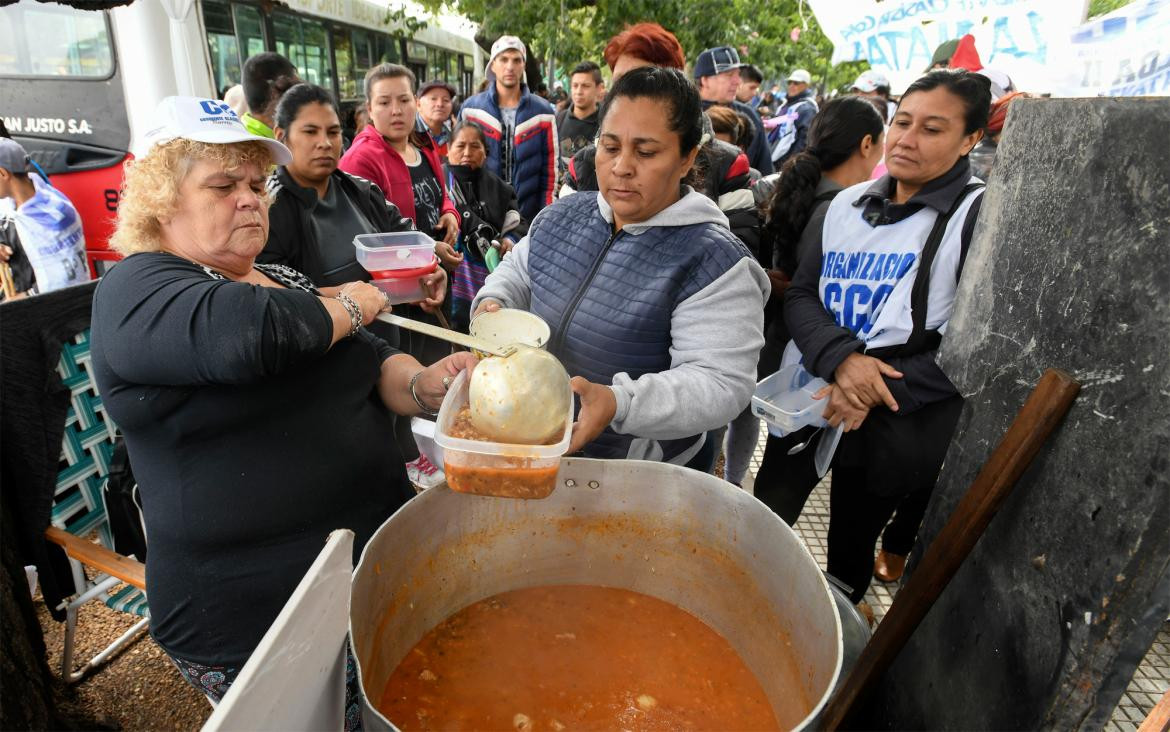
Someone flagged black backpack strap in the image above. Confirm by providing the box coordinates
[813,188,840,205]
[902,182,984,355]
[956,185,986,276]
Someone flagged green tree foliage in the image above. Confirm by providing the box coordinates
[417,0,867,90]
[1087,0,1134,19]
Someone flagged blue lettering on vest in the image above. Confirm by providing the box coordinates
[823,282,844,326]
[859,252,875,280]
[843,284,872,333]
[882,254,900,279]
[846,252,863,279]
[896,252,916,278]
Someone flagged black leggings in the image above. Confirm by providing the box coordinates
[753,424,935,600]
[827,465,934,603]
[752,426,822,525]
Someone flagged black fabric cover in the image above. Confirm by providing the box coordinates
[0,280,98,621]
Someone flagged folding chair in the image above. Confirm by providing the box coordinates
[43,329,150,683]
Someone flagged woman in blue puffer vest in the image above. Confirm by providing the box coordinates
[473,67,770,465]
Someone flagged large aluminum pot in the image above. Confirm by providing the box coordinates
[351,458,845,731]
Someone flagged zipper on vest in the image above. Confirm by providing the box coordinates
[550,228,622,355]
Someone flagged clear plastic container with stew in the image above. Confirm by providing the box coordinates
[434,369,573,499]
[353,232,438,304]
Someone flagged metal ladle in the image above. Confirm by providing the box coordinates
[376,312,517,357]
[375,313,571,443]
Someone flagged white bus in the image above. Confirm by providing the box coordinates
[0,0,484,273]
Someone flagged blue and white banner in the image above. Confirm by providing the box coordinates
[1054,0,1170,97]
[807,0,1083,93]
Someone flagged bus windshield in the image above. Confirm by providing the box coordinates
[0,3,114,78]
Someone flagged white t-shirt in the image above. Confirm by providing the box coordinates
[1,176,89,294]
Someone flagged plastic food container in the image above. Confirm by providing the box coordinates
[752,363,830,436]
[353,232,438,305]
[434,369,572,499]
[410,417,444,470]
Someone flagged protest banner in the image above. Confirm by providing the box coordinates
[807,0,1083,93]
[1055,0,1170,97]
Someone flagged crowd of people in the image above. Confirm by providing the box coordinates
[1,17,1033,713]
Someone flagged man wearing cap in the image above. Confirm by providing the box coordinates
[416,79,456,157]
[458,36,558,221]
[772,68,818,167]
[851,69,896,123]
[0,137,89,299]
[694,46,772,175]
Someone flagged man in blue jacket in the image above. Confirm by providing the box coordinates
[459,36,558,221]
[694,46,773,175]
[772,68,819,167]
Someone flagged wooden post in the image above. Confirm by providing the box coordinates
[822,368,1081,730]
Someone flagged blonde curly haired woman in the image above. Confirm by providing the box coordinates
[91,97,475,706]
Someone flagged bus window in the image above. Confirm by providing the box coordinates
[0,3,112,78]
[352,28,375,79]
[333,27,356,100]
[428,46,443,82]
[203,0,240,94]
[462,54,474,97]
[376,35,401,65]
[404,40,426,84]
[302,19,330,87]
[273,11,332,87]
[447,53,459,89]
[234,3,266,62]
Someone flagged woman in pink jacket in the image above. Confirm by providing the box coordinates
[339,63,462,271]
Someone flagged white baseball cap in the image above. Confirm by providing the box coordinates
[141,96,291,165]
[851,70,891,93]
[787,69,812,84]
[486,36,527,75]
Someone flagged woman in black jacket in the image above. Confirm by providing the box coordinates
[260,84,445,309]
[443,121,528,331]
[261,83,450,482]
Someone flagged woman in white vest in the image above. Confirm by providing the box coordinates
[784,69,992,606]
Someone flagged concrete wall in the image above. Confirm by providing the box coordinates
[882,98,1170,729]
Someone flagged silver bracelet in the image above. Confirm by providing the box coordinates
[335,292,362,338]
[409,370,439,416]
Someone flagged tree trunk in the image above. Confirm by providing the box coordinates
[0,499,106,730]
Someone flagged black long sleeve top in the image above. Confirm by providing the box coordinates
[90,252,412,667]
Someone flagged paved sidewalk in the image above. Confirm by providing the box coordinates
[741,421,1169,728]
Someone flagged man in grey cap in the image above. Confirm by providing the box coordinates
[0,137,90,299]
[693,45,773,174]
[416,79,456,156]
[459,35,558,220]
[772,68,818,167]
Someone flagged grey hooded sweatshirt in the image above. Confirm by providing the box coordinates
[473,188,770,462]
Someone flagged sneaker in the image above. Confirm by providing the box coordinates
[405,454,445,491]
